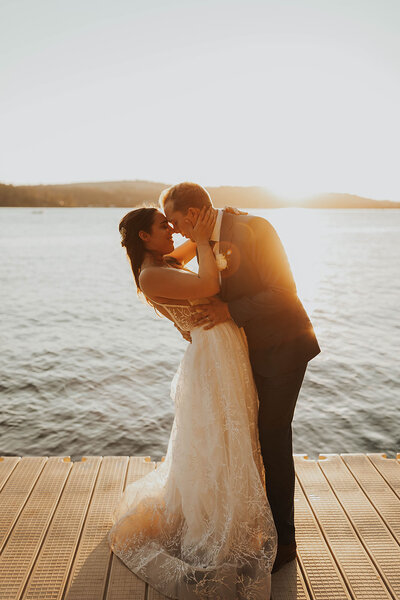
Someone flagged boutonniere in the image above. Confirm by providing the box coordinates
[215,252,229,271]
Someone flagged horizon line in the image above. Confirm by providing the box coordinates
[0,179,397,204]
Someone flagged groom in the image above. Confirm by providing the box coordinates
[161,182,320,572]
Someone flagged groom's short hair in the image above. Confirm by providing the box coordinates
[159,182,212,214]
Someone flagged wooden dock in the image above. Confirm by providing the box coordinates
[0,453,399,600]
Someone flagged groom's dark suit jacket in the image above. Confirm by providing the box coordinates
[217,211,320,377]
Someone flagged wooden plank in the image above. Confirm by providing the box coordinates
[343,454,400,543]
[272,559,311,600]
[0,456,72,600]
[105,456,155,600]
[0,457,47,552]
[367,453,400,499]
[295,455,392,600]
[21,456,102,600]
[0,456,21,491]
[147,586,171,600]
[0,452,398,600]
[292,471,351,600]
[319,454,400,599]
[63,456,129,600]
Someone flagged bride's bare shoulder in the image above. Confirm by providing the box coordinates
[140,264,195,281]
[139,264,197,299]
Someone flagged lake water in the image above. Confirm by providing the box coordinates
[1,207,399,461]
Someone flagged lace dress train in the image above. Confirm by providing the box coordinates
[107,303,277,599]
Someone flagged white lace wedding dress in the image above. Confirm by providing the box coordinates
[108,299,277,599]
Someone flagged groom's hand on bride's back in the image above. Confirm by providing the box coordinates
[194,297,231,330]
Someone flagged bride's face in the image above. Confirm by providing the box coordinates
[141,211,174,254]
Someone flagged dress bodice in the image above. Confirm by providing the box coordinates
[162,304,200,332]
[150,299,207,332]
[143,263,209,332]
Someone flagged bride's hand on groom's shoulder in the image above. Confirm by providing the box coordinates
[223,206,248,215]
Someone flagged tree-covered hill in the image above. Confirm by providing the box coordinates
[0,180,399,209]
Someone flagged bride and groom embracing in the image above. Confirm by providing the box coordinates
[108,182,320,599]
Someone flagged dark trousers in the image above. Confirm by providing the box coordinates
[253,363,307,545]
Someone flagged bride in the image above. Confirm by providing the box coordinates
[108,204,277,599]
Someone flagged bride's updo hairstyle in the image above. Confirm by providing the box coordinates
[119,207,159,293]
[159,182,212,213]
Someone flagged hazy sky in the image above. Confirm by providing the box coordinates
[1,0,399,199]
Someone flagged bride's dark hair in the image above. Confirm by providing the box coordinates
[119,207,158,292]
[119,207,181,297]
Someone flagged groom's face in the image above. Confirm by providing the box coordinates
[164,201,199,240]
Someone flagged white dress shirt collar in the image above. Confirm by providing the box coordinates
[210,208,222,243]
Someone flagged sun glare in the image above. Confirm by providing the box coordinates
[263,185,318,203]
[265,208,326,316]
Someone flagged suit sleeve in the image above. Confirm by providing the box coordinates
[227,217,298,328]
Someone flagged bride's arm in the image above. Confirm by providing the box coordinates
[139,208,219,300]
[164,239,197,266]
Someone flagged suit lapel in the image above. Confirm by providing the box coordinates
[220,210,234,245]
[219,211,235,298]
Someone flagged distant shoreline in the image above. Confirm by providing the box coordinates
[3,205,400,210]
[1,180,399,209]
